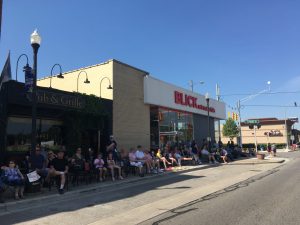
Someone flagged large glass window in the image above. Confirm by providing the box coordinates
[158,108,193,149]
[214,119,221,142]
[6,117,63,152]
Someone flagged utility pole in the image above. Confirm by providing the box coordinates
[216,84,221,142]
[236,81,271,148]
[285,110,289,151]
[189,80,194,92]
[254,125,258,152]
[237,100,242,147]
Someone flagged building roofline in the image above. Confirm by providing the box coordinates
[38,59,149,81]
[111,59,149,75]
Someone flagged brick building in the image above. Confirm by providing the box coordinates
[221,118,299,146]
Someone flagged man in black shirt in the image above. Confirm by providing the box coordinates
[106,135,120,162]
[49,150,68,194]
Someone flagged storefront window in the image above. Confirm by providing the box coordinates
[6,117,63,152]
[214,119,221,142]
[158,108,193,149]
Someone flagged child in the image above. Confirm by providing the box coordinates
[107,153,123,181]
[156,149,171,170]
[1,160,25,200]
[220,148,229,164]
[166,150,178,167]
[174,148,182,167]
[94,154,107,182]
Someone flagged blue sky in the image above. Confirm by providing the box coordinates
[1,0,300,126]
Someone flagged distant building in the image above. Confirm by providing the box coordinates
[221,118,299,146]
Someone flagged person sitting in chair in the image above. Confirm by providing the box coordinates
[201,145,218,164]
[107,152,123,181]
[1,160,25,200]
[129,148,144,177]
[29,147,49,180]
[49,150,68,194]
[94,153,107,182]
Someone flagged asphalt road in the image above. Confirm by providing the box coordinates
[0,152,294,225]
[140,151,300,225]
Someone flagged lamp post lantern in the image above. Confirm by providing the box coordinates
[16,54,29,81]
[99,76,113,99]
[189,80,205,92]
[77,71,90,92]
[30,29,41,153]
[49,63,64,88]
[205,92,211,151]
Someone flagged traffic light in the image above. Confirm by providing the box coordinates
[231,112,239,121]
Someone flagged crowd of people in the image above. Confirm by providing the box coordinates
[0,136,249,203]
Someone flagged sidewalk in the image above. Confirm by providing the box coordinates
[0,156,287,215]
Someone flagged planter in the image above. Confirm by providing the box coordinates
[256,153,265,160]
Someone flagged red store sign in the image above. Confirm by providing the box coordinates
[174,91,216,113]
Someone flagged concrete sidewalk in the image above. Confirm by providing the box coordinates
[0,156,287,215]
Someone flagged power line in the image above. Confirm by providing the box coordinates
[243,104,299,108]
[221,90,300,97]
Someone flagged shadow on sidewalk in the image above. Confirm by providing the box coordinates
[0,171,205,225]
[225,160,285,166]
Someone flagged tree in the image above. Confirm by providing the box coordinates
[222,118,239,140]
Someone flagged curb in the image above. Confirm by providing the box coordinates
[0,164,207,214]
[0,158,287,215]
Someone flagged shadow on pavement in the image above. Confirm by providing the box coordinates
[0,172,205,225]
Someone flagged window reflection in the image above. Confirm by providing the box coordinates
[151,107,193,149]
[6,117,63,152]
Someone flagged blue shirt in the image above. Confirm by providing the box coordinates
[30,154,45,170]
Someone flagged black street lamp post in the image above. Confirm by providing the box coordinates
[50,63,64,88]
[16,54,29,81]
[77,71,90,92]
[205,92,211,151]
[30,29,41,153]
[99,76,113,98]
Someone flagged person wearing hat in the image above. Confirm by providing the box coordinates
[48,149,68,194]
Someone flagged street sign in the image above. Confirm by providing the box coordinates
[245,119,259,124]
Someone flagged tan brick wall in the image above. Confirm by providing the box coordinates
[37,61,113,99]
[241,124,287,144]
[221,123,289,145]
[112,61,150,151]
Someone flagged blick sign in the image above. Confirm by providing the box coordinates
[174,91,215,113]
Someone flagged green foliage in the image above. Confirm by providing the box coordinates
[81,94,109,116]
[63,94,111,154]
[222,118,239,140]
